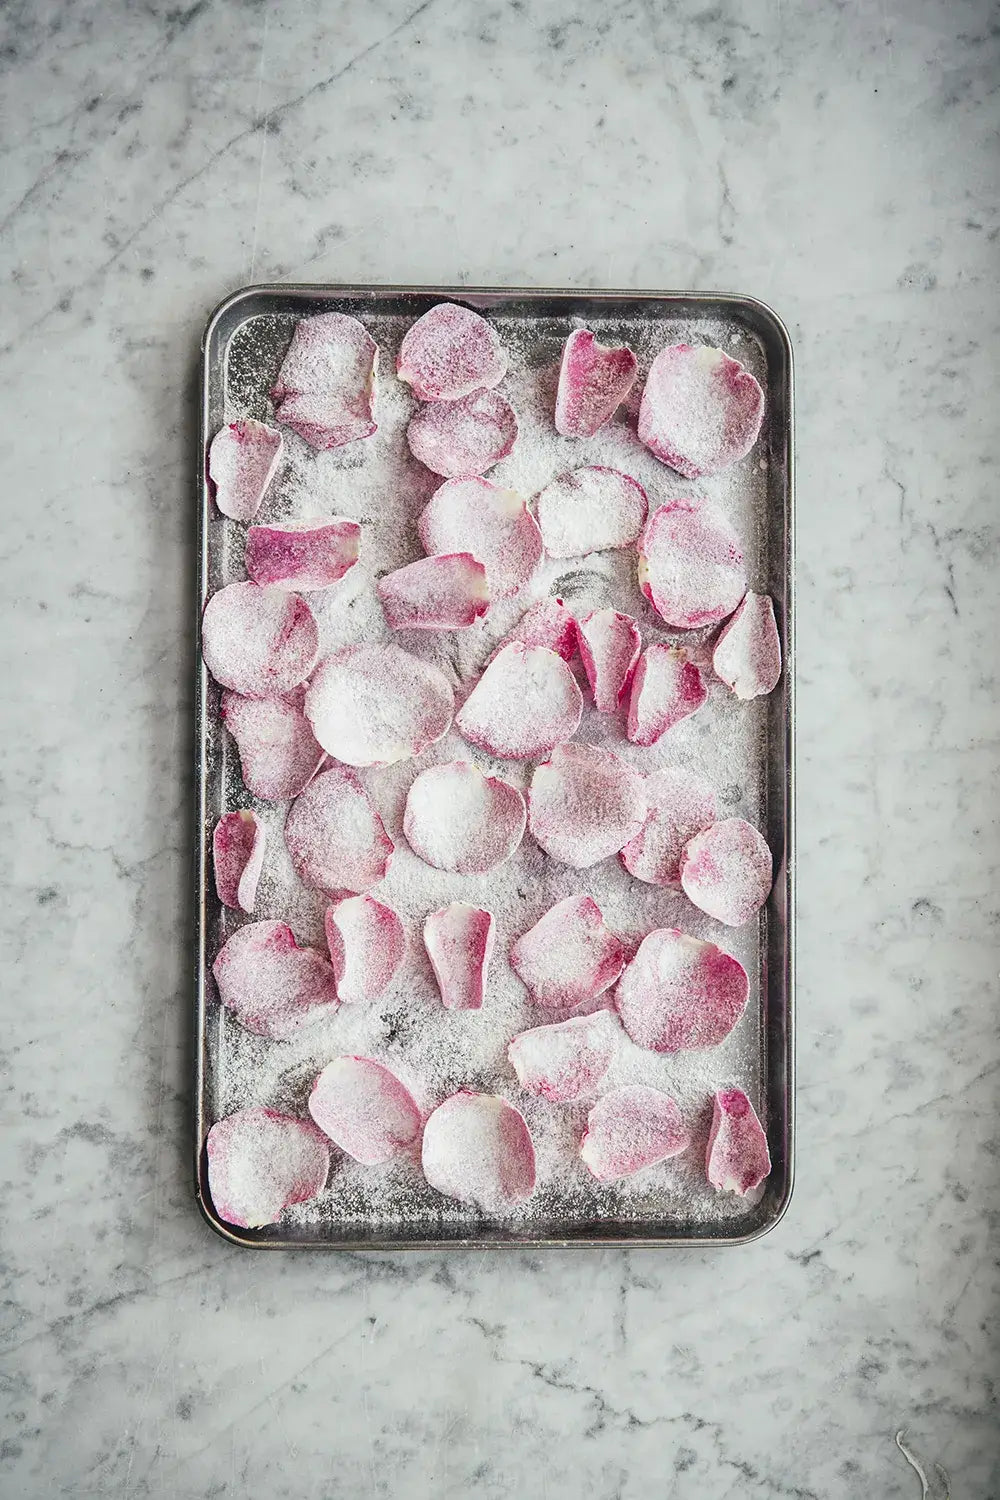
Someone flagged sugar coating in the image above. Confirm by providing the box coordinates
[397,303,508,401]
[510,894,625,1010]
[407,389,518,479]
[456,642,582,760]
[615,928,749,1053]
[419,478,543,599]
[309,1056,421,1164]
[706,1087,771,1195]
[423,903,495,1010]
[245,517,361,591]
[421,1091,535,1209]
[528,743,646,869]
[206,1107,330,1228]
[270,312,378,449]
[508,1010,620,1102]
[221,689,324,801]
[305,644,453,766]
[212,920,340,1040]
[202,582,319,697]
[377,553,489,631]
[580,1086,691,1182]
[620,767,718,887]
[627,644,707,746]
[284,764,393,898]
[638,500,748,630]
[712,591,782,700]
[576,609,641,713]
[209,419,283,521]
[638,343,764,478]
[487,597,577,665]
[679,817,773,927]
[535,466,647,558]
[213,810,265,913]
[404,761,526,874]
[554,329,638,438]
[324,895,406,1004]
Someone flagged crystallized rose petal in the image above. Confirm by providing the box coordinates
[580,1086,691,1182]
[423,903,495,1011]
[206,1107,330,1228]
[421,1091,535,1209]
[615,928,749,1053]
[536,467,648,558]
[377,553,489,630]
[637,500,747,629]
[245,517,361,591]
[576,610,641,713]
[679,817,773,926]
[627,644,707,745]
[712,591,782,699]
[528,743,646,869]
[638,343,765,478]
[508,1011,619,1103]
[208,419,283,521]
[510,894,625,1010]
[407,389,518,479]
[404,761,525,874]
[487,598,577,665]
[284,765,392,898]
[706,1087,771,1195]
[619,767,718,887]
[212,920,340,1039]
[213,810,265,913]
[202,582,319,697]
[419,478,542,599]
[305,644,453,766]
[324,895,406,1004]
[456,643,582,760]
[270,312,378,450]
[397,303,508,401]
[221,690,325,800]
[554,329,639,438]
[309,1056,421,1165]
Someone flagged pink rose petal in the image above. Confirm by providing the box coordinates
[679,817,773,927]
[212,810,265,913]
[626,644,707,745]
[270,312,378,450]
[212,919,340,1040]
[305,644,453,766]
[712,591,782,700]
[455,642,582,760]
[419,478,542,599]
[324,895,406,1004]
[638,343,765,478]
[404,761,526,874]
[706,1087,771,1195]
[397,303,507,401]
[377,553,489,630]
[208,419,283,522]
[206,1107,330,1228]
[221,689,325,800]
[528,743,646,868]
[536,466,648,557]
[619,767,718,887]
[421,1091,535,1209]
[580,1086,691,1182]
[406,389,518,479]
[284,765,393,898]
[508,1010,619,1102]
[423,903,495,1011]
[309,1056,421,1164]
[637,500,747,629]
[245,517,361,591]
[615,928,749,1053]
[510,894,625,1010]
[576,609,641,712]
[554,328,638,438]
[202,582,319,698]
[488,597,577,665]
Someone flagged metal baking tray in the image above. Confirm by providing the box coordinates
[195,285,794,1249]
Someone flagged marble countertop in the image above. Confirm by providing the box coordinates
[2,1,997,1495]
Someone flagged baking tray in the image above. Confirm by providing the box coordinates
[195,285,794,1249]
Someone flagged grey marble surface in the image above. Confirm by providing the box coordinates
[2,1,998,1495]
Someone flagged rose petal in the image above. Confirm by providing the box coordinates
[421,1091,535,1209]
[508,1011,619,1102]
[488,597,577,664]
[284,765,393,897]
[456,642,582,760]
[712,591,782,699]
[308,1056,421,1164]
[554,329,638,438]
[245,517,361,591]
[626,644,707,745]
[404,761,525,874]
[206,1107,330,1228]
[208,420,283,521]
[580,1086,691,1182]
[619,767,718,887]
[324,895,406,1004]
[305,644,454,766]
[510,894,625,1010]
[706,1087,771,1195]
[637,500,747,629]
[221,690,325,800]
[213,810,265,913]
[615,928,749,1053]
[638,343,765,478]
[377,553,489,630]
[270,312,378,449]
[423,903,495,1010]
[679,817,773,926]
[212,920,340,1039]
[397,303,507,401]
[407,389,518,479]
[419,478,542,599]
[202,582,319,698]
[536,466,648,557]
[576,609,641,712]
[528,744,646,868]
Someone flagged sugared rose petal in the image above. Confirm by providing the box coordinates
[528,744,646,868]
[638,344,764,478]
[554,329,638,438]
[576,610,641,712]
[397,303,507,401]
[305,644,453,766]
[213,810,265,913]
[404,761,525,873]
[270,312,378,449]
[202,582,319,697]
[456,643,582,760]
[421,1091,535,1209]
[309,1056,421,1164]
[712,591,782,699]
[580,1086,691,1182]
[679,817,773,926]
[487,598,577,665]
[535,467,648,557]
[206,1107,330,1228]
[324,895,406,1004]
[423,903,495,1011]
[212,920,340,1039]
[221,690,325,800]
[626,644,707,745]
[510,894,625,1010]
[508,1011,619,1102]
[407,389,518,479]
[284,765,393,897]
[706,1087,771,1195]
[377,553,489,630]
[637,500,747,629]
[619,767,717,887]
[419,478,542,599]
[208,419,283,521]
[615,928,749,1053]
[245,518,361,591]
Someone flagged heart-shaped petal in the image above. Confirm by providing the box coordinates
[407,389,518,479]
[202,582,319,698]
[419,478,542,599]
[284,765,393,898]
[638,343,764,478]
[637,499,747,629]
[679,817,773,926]
[615,928,749,1053]
[206,1107,330,1228]
[456,642,582,760]
[404,761,525,874]
[580,1086,690,1182]
[270,312,378,449]
[508,1010,619,1102]
[212,920,340,1040]
[421,1091,535,1209]
[510,894,625,1010]
[619,767,717,887]
[554,329,638,438]
[309,1057,421,1164]
[528,743,646,868]
[536,466,647,557]
[305,644,453,766]
[397,303,507,401]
